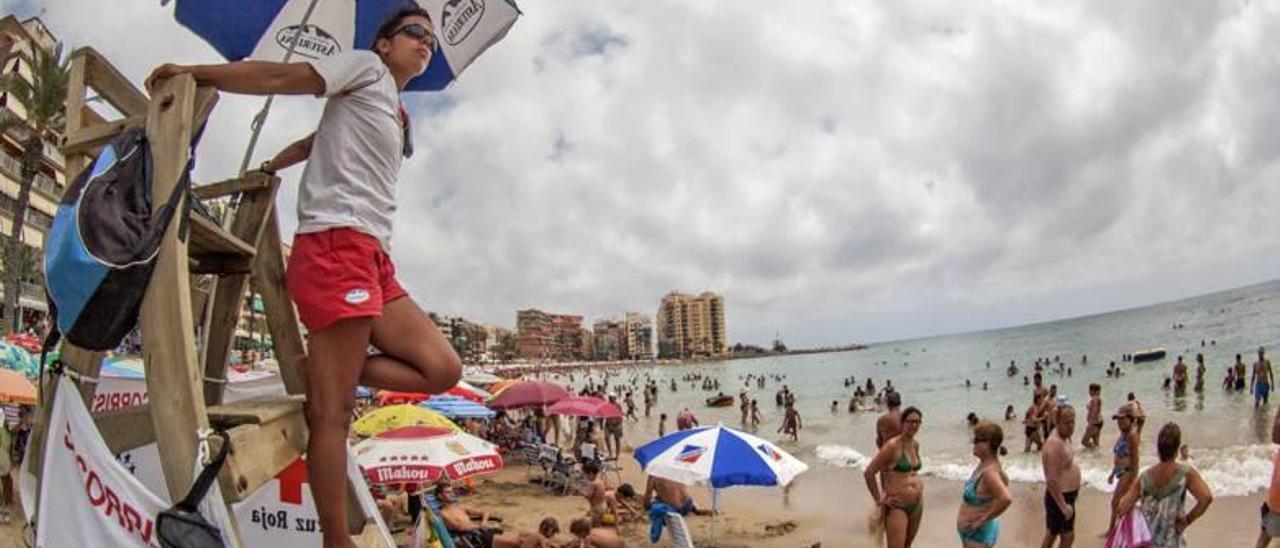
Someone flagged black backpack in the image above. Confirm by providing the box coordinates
[42,127,195,352]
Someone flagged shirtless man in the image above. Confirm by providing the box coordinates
[435,483,520,548]
[1254,347,1274,408]
[1024,392,1044,452]
[876,391,903,448]
[1041,406,1081,548]
[1081,384,1103,449]
[643,475,712,516]
[1237,354,1250,392]
[566,518,624,548]
[1194,354,1206,393]
[1172,356,1189,395]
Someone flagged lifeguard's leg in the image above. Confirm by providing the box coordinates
[362,296,462,394]
[304,317,372,548]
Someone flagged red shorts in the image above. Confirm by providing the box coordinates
[286,228,407,332]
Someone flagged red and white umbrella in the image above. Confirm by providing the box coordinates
[354,426,503,487]
[546,396,622,418]
[487,380,570,410]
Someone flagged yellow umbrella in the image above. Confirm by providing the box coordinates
[352,404,460,438]
[488,379,521,397]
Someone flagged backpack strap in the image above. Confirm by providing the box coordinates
[176,430,230,512]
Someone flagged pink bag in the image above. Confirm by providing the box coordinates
[1105,509,1154,548]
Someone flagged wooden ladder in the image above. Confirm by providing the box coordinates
[28,47,391,547]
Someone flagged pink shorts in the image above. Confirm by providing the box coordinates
[286,228,407,332]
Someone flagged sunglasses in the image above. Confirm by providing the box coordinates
[392,23,436,49]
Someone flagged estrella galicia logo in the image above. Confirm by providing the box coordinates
[677,444,705,464]
[275,24,341,59]
[757,443,782,462]
[442,0,485,46]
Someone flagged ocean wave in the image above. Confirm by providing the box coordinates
[813,443,1274,497]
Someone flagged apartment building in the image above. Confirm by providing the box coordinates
[516,309,584,362]
[0,15,67,328]
[624,312,654,360]
[656,291,728,359]
[591,319,627,361]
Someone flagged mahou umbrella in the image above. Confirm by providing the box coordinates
[354,425,503,486]
[486,380,569,410]
[546,396,621,418]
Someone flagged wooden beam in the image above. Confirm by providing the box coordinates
[60,115,145,156]
[209,399,307,503]
[94,404,156,454]
[202,174,281,404]
[193,176,272,201]
[75,46,148,117]
[254,210,306,395]
[61,49,89,182]
[141,73,207,502]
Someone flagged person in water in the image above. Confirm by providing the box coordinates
[956,421,1012,548]
[1107,404,1141,536]
[1254,347,1274,408]
[876,391,904,449]
[1041,405,1081,548]
[1082,384,1103,449]
[864,407,925,548]
[148,9,461,545]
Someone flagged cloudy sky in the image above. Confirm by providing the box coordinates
[17,0,1280,347]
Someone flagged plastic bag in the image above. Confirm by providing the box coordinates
[1105,508,1154,548]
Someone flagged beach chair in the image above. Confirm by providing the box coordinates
[519,443,542,479]
[599,456,624,486]
[536,444,561,485]
[663,511,695,548]
[549,455,586,495]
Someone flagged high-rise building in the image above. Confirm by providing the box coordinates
[624,312,653,360]
[591,319,627,361]
[0,16,68,328]
[657,291,727,359]
[516,309,585,362]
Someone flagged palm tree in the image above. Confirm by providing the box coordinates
[0,43,69,334]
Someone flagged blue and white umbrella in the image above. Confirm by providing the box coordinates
[421,395,495,419]
[170,0,520,91]
[634,425,809,488]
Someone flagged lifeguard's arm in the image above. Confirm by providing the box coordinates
[263,133,316,173]
[146,61,325,96]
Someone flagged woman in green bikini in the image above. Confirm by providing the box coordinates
[865,406,926,547]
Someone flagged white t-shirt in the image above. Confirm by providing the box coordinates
[298,51,404,250]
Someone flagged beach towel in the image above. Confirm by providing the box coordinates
[1105,508,1153,548]
[647,502,676,543]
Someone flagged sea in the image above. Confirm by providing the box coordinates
[556,279,1280,498]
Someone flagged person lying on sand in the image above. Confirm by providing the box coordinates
[434,483,522,548]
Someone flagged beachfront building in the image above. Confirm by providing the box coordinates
[516,309,585,362]
[0,15,67,330]
[624,312,654,360]
[657,291,728,360]
[437,315,488,364]
[485,325,516,362]
[592,319,627,361]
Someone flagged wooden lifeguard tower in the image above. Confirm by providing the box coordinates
[27,47,391,547]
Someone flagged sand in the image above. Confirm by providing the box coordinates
[463,428,1272,547]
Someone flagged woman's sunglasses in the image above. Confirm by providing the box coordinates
[392,23,436,49]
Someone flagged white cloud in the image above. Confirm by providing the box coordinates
[23,0,1280,346]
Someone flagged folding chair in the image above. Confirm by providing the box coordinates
[664,511,695,548]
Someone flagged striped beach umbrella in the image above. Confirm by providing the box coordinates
[634,425,809,488]
[420,395,495,420]
[170,0,520,91]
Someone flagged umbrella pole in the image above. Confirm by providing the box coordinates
[233,0,322,182]
[709,486,718,546]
